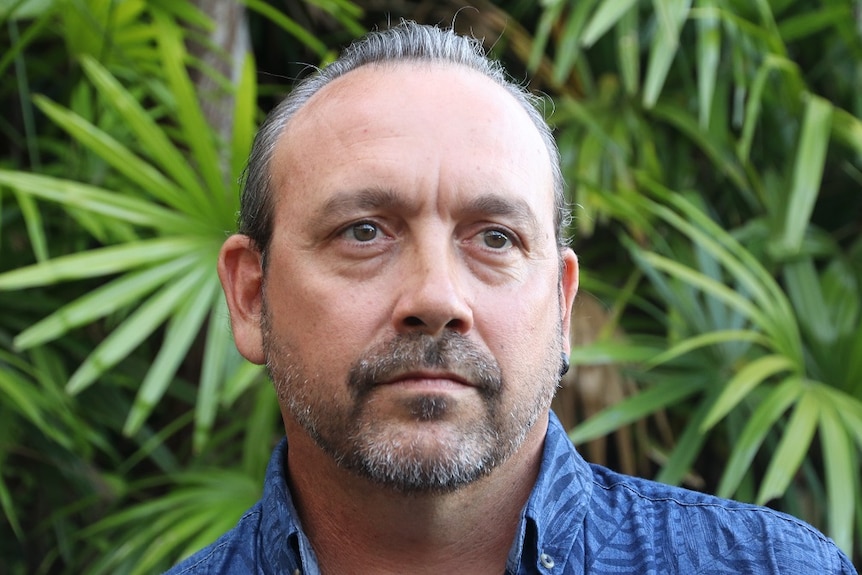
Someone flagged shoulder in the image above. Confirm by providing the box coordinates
[583,464,856,574]
[162,503,265,575]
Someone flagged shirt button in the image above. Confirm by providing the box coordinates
[539,552,555,569]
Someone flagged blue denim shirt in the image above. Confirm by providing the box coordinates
[164,412,856,574]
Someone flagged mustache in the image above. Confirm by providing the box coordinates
[348,331,503,398]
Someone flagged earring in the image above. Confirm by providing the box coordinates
[560,352,570,377]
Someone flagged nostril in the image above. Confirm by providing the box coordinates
[404,316,424,327]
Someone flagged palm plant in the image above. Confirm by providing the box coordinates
[522,0,862,559]
[1,10,259,445]
[0,0,363,571]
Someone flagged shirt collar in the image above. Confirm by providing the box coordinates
[260,439,321,575]
[506,411,593,574]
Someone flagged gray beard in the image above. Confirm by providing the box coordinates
[263,311,560,494]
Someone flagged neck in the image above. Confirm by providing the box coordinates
[284,416,548,575]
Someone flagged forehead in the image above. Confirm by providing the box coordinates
[270,62,555,224]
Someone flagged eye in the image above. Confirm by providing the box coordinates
[343,222,380,242]
[481,229,513,249]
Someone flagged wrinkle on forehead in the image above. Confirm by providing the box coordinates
[269,61,557,237]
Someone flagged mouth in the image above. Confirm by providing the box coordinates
[348,332,502,398]
[380,370,476,390]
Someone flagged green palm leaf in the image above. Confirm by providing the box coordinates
[153,9,229,221]
[756,388,821,505]
[701,354,797,431]
[581,0,637,48]
[644,329,767,371]
[0,170,197,232]
[78,57,212,212]
[654,387,718,486]
[819,398,856,556]
[195,295,236,452]
[778,94,833,255]
[569,374,705,444]
[0,237,206,291]
[13,255,197,349]
[125,264,220,435]
[717,377,803,498]
[80,470,260,574]
[643,0,692,108]
[67,261,215,395]
[231,52,257,184]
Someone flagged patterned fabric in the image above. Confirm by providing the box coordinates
[164,412,857,574]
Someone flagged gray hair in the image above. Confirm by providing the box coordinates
[239,21,570,261]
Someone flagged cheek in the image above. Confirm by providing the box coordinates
[265,266,390,365]
[478,280,560,359]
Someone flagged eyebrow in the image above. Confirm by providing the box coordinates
[307,187,407,233]
[459,194,541,235]
[318,187,406,219]
[309,187,543,239]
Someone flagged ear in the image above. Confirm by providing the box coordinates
[217,234,266,365]
[559,248,579,353]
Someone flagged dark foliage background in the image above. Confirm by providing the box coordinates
[1,0,860,571]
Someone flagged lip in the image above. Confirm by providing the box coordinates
[380,371,475,389]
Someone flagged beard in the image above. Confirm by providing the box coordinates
[262,305,562,494]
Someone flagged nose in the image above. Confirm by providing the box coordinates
[392,241,474,337]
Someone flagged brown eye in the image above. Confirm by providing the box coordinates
[482,229,512,249]
[346,222,379,242]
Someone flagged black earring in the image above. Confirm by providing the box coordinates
[560,352,570,377]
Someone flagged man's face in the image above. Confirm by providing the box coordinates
[236,62,577,492]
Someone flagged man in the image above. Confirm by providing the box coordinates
[166,22,856,575]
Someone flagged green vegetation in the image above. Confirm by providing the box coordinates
[1,0,860,571]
